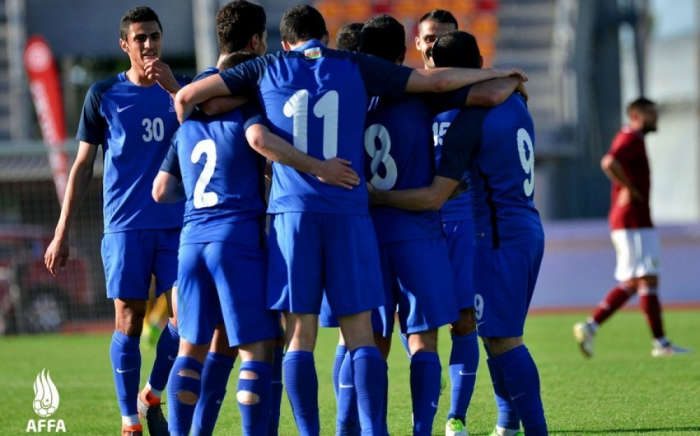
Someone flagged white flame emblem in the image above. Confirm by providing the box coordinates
[33,369,60,417]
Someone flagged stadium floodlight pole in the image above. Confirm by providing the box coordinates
[6,0,31,140]
[192,0,218,72]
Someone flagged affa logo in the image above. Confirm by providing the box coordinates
[26,369,66,433]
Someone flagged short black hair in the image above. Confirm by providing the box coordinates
[359,14,405,63]
[120,6,162,40]
[280,5,327,44]
[219,51,259,70]
[432,31,481,69]
[418,9,458,28]
[627,97,656,114]
[216,0,266,54]
[336,22,363,51]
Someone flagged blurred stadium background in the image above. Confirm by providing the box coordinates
[0,0,699,335]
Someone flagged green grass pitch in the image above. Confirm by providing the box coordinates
[1,310,699,435]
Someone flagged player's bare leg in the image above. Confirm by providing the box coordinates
[167,339,209,435]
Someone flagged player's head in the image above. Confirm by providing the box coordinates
[432,30,482,69]
[219,51,260,70]
[416,9,458,69]
[119,6,163,66]
[359,14,406,64]
[627,97,658,133]
[216,0,267,56]
[336,22,363,51]
[280,5,330,49]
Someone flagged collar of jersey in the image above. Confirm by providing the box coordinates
[293,39,327,52]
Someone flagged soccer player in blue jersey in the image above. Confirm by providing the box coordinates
[370,31,548,436]
[174,6,525,435]
[44,7,189,436]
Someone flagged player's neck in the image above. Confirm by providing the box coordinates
[125,67,156,87]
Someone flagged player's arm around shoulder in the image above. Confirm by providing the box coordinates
[406,66,528,94]
[245,123,360,190]
[467,76,527,107]
[45,141,98,276]
[368,176,459,211]
[175,74,230,123]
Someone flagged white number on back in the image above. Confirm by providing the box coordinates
[191,139,219,209]
[432,121,450,147]
[142,117,164,142]
[474,294,484,320]
[517,128,535,197]
[364,124,397,190]
[283,90,339,158]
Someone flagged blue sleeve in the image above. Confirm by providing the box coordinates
[355,53,413,99]
[176,74,193,86]
[421,85,472,116]
[76,82,107,145]
[239,102,268,131]
[219,56,269,96]
[193,68,219,82]
[160,139,182,180]
[436,107,487,181]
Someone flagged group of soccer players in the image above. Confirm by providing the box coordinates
[45,1,548,436]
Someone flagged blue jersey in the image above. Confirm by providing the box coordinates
[437,93,544,248]
[434,109,473,222]
[219,40,413,215]
[365,95,443,244]
[77,72,190,233]
[160,104,267,246]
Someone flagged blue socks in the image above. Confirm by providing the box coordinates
[447,332,479,424]
[168,356,204,436]
[351,346,386,436]
[148,321,179,392]
[496,345,548,436]
[238,361,273,436]
[485,348,521,431]
[410,351,441,436]
[337,350,360,436]
[283,350,320,435]
[332,345,348,398]
[110,331,141,418]
[268,346,284,436]
[192,351,235,436]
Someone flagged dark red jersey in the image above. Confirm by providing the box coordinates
[607,126,653,230]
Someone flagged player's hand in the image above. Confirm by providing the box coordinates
[44,235,70,276]
[145,59,181,94]
[316,158,360,189]
[617,186,645,207]
[496,66,528,83]
[516,81,529,101]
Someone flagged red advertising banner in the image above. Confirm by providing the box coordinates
[23,35,69,204]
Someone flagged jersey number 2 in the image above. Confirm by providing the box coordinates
[191,139,219,209]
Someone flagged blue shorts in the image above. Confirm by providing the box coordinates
[474,239,544,338]
[102,229,180,300]
[443,218,476,310]
[177,241,280,347]
[372,238,459,336]
[267,212,384,317]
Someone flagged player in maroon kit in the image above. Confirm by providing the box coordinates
[573,97,691,357]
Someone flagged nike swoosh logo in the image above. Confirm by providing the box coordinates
[458,371,476,376]
[431,401,439,408]
[116,367,137,374]
[167,356,176,361]
[216,399,223,404]
[117,104,135,113]
[476,321,486,327]
[339,384,354,389]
